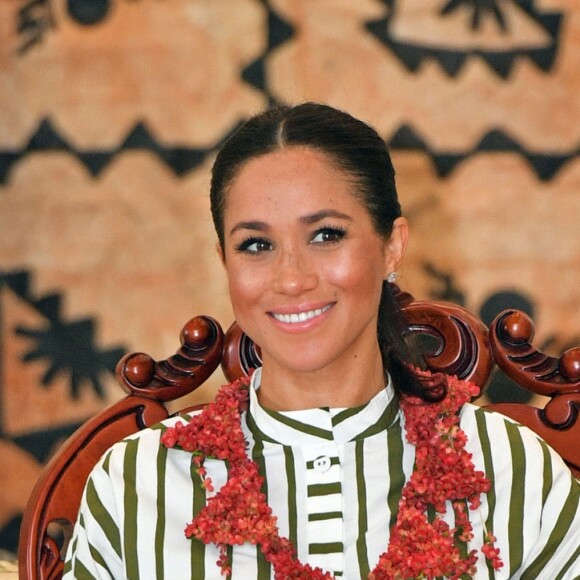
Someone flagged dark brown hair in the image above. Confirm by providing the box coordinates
[210,103,438,401]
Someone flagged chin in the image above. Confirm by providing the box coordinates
[265,349,337,375]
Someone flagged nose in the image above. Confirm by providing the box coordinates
[272,248,318,295]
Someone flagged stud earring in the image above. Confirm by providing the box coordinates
[387,272,398,283]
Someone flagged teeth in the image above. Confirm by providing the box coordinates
[273,304,331,324]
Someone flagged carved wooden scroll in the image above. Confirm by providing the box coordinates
[19,316,224,580]
[487,310,580,476]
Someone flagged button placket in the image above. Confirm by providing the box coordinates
[304,444,344,576]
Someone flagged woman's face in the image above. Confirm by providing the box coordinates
[221,146,407,377]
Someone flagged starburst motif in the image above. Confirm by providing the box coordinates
[1,270,126,399]
[16,319,125,399]
[365,0,564,78]
[440,0,508,32]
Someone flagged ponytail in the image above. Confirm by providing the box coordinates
[378,282,446,402]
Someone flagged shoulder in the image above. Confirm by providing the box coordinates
[459,402,575,484]
[92,410,202,479]
[460,401,546,453]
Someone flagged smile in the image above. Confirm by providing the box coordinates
[271,304,332,324]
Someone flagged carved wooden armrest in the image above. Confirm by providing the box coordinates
[19,316,224,580]
[487,310,580,476]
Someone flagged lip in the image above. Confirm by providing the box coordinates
[268,302,335,331]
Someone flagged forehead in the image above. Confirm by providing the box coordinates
[223,146,362,217]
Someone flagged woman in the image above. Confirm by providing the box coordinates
[64,104,580,579]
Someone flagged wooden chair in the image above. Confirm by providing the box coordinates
[18,287,580,580]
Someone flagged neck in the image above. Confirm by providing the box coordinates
[257,346,386,411]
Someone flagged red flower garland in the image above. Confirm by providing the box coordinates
[161,371,503,579]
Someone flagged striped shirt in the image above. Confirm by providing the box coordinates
[64,368,580,579]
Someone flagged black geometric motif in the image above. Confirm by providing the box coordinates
[16,0,153,55]
[66,0,112,26]
[365,0,563,78]
[12,421,85,464]
[0,270,126,402]
[241,0,295,106]
[0,269,124,558]
[0,514,21,556]
[16,0,56,55]
[387,125,578,181]
[441,0,507,32]
[3,118,576,185]
[423,262,466,306]
[0,119,243,184]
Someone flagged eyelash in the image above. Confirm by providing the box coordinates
[234,226,348,254]
[235,237,272,254]
[310,226,348,244]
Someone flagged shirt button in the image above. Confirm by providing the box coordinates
[313,456,332,473]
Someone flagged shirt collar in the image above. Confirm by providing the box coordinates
[245,367,400,446]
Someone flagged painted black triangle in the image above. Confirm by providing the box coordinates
[431,48,467,76]
[389,40,425,72]
[364,18,389,43]
[539,12,563,37]
[242,58,266,92]
[77,152,114,176]
[11,420,85,463]
[33,294,62,319]
[268,6,295,50]
[477,130,521,152]
[28,119,69,151]
[432,154,465,177]
[388,124,427,150]
[527,46,558,72]
[122,122,158,150]
[0,153,20,184]
[483,51,516,78]
[1,270,31,298]
[160,148,207,175]
[526,154,570,181]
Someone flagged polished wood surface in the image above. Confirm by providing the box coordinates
[487,309,580,475]
[18,317,223,580]
[18,295,579,579]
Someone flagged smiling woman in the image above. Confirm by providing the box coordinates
[219,147,407,411]
[63,104,580,579]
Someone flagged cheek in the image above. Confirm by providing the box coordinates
[226,263,265,314]
[324,248,385,298]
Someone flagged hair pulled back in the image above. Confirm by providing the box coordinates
[210,103,439,401]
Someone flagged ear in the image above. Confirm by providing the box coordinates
[383,217,409,278]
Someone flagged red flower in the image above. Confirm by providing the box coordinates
[161,370,502,578]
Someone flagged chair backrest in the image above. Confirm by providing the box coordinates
[18,287,580,579]
[18,317,224,580]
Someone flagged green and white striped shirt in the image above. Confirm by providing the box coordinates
[64,369,580,579]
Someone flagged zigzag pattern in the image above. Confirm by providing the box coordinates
[1,120,577,184]
[366,0,563,78]
[387,125,579,181]
[0,119,243,184]
[241,0,295,105]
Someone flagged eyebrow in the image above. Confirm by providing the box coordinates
[229,210,353,236]
[229,221,270,236]
[299,209,353,225]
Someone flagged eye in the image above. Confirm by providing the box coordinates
[311,227,347,245]
[235,237,273,254]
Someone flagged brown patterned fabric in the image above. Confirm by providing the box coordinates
[0,0,578,556]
